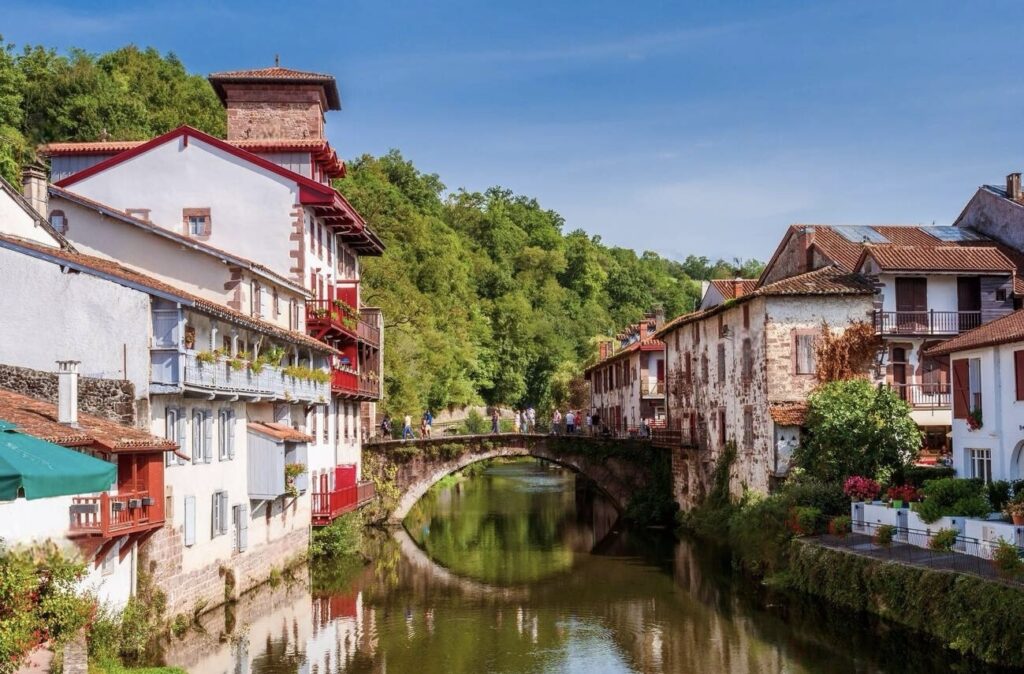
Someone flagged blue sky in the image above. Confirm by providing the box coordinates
[5,1,1024,262]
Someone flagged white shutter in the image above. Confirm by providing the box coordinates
[204,412,214,463]
[218,410,228,461]
[184,496,196,546]
[175,410,186,465]
[219,492,229,535]
[165,409,177,467]
[192,411,202,464]
[235,503,248,552]
[228,410,236,460]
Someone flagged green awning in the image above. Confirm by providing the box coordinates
[0,420,116,500]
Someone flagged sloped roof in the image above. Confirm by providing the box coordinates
[709,279,757,300]
[0,234,339,356]
[0,388,176,453]
[769,403,807,426]
[207,66,341,109]
[0,174,69,248]
[583,336,664,375]
[247,421,313,443]
[925,309,1024,356]
[860,245,1016,274]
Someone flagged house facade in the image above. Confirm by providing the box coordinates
[654,266,876,509]
[39,66,383,529]
[584,312,666,432]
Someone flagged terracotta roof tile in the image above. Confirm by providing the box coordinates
[770,403,807,426]
[207,66,341,109]
[0,388,176,452]
[0,234,339,356]
[709,279,758,300]
[862,245,1015,273]
[247,421,313,443]
[926,309,1024,356]
[584,337,664,374]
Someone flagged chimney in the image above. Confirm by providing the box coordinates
[639,322,648,340]
[653,307,665,330]
[22,164,48,218]
[599,341,610,360]
[732,278,746,299]
[56,361,80,427]
[1008,173,1022,202]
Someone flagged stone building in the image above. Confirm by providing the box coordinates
[654,266,876,509]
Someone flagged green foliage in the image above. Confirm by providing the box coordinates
[928,528,959,552]
[992,540,1023,577]
[914,478,991,524]
[462,409,488,435]
[897,464,955,487]
[987,480,1012,514]
[310,512,365,560]
[873,524,895,547]
[796,380,922,483]
[828,515,851,536]
[0,543,91,674]
[727,493,794,575]
[788,541,1024,666]
[792,506,822,535]
[782,478,848,517]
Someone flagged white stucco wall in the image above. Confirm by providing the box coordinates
[65,136,301,280]
[0,189,58,246]
[875,273,958,314]
[0,247,151,397]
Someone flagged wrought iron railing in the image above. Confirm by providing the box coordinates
[889,383,951,409]
[873,310,981,335]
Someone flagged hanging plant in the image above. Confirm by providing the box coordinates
[284,462,306,498]
[967,407,983,431]
[195,350,218,365]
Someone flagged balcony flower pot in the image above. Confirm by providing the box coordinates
[111,501,126,512]
[967,408,983,431]
[1005,498,1024,525]
[891,499,904,509]
[128,499,141,509]
[141,497,155,507]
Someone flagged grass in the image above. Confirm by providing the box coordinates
[89,663,187,674]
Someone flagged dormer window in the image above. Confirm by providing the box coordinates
[48,210,67,234]
[183,208,211,239]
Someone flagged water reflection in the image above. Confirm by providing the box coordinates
[171,458,1008,674]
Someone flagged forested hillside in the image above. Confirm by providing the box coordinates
[0,40,763,414]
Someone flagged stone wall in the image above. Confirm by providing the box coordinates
[141,520,309,618]
[222,84,325,141]
[0,363,137,425]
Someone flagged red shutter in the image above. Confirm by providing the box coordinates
[657,360,665,381]
[1015,351,1024,401]
[952,358,970,419]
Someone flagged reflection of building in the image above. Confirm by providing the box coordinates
[584,311,666,432]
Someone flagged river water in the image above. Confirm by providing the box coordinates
[173,458,1008,674]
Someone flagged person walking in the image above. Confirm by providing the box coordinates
[552,409,562,435]
[402,413,414,440]
[491,409,501,434]
[513,409,522,434]
[565,409,576,435]
[585,411,593,436]
[423,409,434,438]
[527,407,536,434]
[380,413,393,440]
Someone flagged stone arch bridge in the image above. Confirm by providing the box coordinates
[362,434,670,524]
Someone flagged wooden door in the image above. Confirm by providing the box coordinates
[895,278,927,332]
[957,277,981,331]
[891,347,907,402]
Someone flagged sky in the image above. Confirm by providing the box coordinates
[4,0,1024,263]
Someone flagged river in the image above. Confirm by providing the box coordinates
[170,458,1009,673]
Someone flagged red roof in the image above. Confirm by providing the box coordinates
[926,309,1024,356]
[247,421,313,443]
[770,403,807,426]
[860,245,1016,273]
[207,66,341,110]
[709,279,757,300]
[584,336,664,374]
[0,388,176,453]
[0,234,340,356]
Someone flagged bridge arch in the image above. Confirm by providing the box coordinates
[363,435,667,525]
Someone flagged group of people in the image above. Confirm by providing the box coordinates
[550,409,596,435]
[380,409,435,440]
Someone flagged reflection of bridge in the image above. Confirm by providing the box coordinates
[363,434,667,524]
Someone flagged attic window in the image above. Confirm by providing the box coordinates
[48,210,67,234]
[183,208,212,239]
[996,289,1008,302]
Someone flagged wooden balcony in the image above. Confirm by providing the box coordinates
[69,490,162,538]
[331,367,359,395]
[358,309,382,348]
[311,480,376,526]
[306,299,359,341]
[641,379,665,397]
[890,383,951,410]
[873,310,981,336]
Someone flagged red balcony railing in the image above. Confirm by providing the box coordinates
[873,310,981,335]
[331,367,359,395]
[311,480,376,526]
[306,299,359,340]
[69,491,162,538]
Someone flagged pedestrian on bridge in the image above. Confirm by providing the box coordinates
[491,409,500,434]
[381,413,393,440]
[565,410,576,434]
[527,407,536,433]
[513,410,522,434]
[402,414,414,440]
[423,409,434,438]
[552,409,562,435]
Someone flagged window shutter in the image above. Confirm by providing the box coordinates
[211,492,220,537]
[192,411,202,464]
[184,496,196,546]
[237,504,248,552]
[1015,351,1024,401]
[204,412,214,463]
[228,410,236,459]
[165,409,176,467]
[176,410,186,465]
[220,493,229,535]
[952,358,970,419]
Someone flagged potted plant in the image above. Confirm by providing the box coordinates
[1005,493,1024,525]
[886,485,918,509]
[843,475,881,503]
[183,325,196,350]
[284,463,306,498]
[967,407,983,431]
[195,350,218,365]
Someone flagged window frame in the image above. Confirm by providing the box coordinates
[793,330,818,376]
[969,448,992,484]
[182,208,212,239]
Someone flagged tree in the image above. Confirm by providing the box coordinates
[795,379,922,483]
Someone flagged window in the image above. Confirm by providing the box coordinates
[251,280,262,317]
[192,409,212,463]
[969,448,992,484]
[182,208,211,238]
[743,305,750,330]
[1016,350,1024,401]
[165,408,185,466]
[218,409,235,460]
[794,332,817,375]
[718,315,725,338]
[212,490,229,537]
[701,353,709,382]
[743,406,754,450]
[717,343,726,384]
[692,323,700,345]
[233,503,248,552]
[968,357,982,412]
[684,352,692,388]
[997,289,1008,302]
[717,408,726,446]
[183,495,196,547]
[741,338,753,384]
[674,331,679,350]
[321,404,329,443]
[272,288,280,318]
[48,210,68,234]
[289,299,299,330]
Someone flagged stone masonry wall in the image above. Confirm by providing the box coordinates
[141,520,309,618]
[0,363,137,425]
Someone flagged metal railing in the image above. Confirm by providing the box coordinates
[873,310,981,335]
[821,520,1024,586]
[69,490,161,537]
[641,379,666,397]
[889,383,951,409]
[306,299,359,337]
[311,480,376,525]
[181,353,329,402]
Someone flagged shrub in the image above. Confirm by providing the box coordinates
[899,464,956,487]
[874,524,896,546]
[790,506,823,536]
[843,475,881,502]
[310,512,364,560]
[928,528,958,552]
[1005,491,1024,521]
[987,480,1012,514]
[727,493,793,575]
[992,539,1023,577]
[914,478,991,524]
[886,484,919,504]
[784,478,847,516]
[463,409,488,435]
[828,515,852,537]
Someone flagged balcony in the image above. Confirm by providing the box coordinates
[359,374,380,399]
[873,310,981,336]
[179,353,329,403]
[69,490,162,538]
[641,379,665,397]
[331,367,381,400]
[311,480,376,526]
[358,309,382,348]
[890,383,951,410]
[306,299,359,341]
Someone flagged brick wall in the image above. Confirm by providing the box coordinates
[0,363,137,425]
[222,84,325,141]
